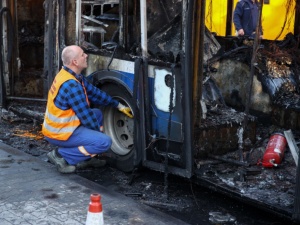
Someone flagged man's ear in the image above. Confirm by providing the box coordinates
[72,59,78,66]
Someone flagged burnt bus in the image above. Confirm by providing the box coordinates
[1,0,300,222]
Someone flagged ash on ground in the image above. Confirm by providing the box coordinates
[0,106,297,225]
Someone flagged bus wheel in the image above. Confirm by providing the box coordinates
[100,83,137,172]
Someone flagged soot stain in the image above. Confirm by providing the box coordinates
[44,193,59,199]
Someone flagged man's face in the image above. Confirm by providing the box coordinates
[74,48,88,71]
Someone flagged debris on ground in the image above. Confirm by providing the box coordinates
[0,104,297,224]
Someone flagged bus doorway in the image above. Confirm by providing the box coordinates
[0,0,45,108]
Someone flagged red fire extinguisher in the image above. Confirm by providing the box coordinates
[262,133,287,168]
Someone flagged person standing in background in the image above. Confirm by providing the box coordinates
[233,0,263,38]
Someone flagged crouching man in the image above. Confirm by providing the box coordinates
[42,45,133,173]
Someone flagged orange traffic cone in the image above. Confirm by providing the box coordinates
[85,193,104,225]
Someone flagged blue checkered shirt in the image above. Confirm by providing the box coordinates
[54,66,119,131]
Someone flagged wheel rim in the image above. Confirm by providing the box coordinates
[103,98,134,156]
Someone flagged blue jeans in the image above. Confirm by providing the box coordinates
[45,109,112,165]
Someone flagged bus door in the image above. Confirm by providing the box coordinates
[137,0,194,178]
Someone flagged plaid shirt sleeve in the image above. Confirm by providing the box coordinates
[54,80,100,131]
[82,76,119,107]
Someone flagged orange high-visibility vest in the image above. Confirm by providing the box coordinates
[42,69,89,140]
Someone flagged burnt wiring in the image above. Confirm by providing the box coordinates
[260,34,300,63]
[163,64,176,199]
[189,181,200,209]
[258,33,300,100]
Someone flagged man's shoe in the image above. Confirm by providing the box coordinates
[57,164,76,174]
[47,150,76,174]
[76,157,106,169]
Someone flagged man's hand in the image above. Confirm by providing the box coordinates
[237,29,244,36]
[117,103,133,118]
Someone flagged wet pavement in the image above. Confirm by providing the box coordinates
[0,142,188,225]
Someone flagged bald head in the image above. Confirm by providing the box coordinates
[61,45,81,66]
[61,45,88,74]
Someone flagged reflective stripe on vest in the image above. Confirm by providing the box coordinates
[43,108,79,133]
[42,69,87,140]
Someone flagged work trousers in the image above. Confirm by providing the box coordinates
[45,108,112,165]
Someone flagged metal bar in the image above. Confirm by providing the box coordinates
[192,0,201,127]
[192,0,205,128]
[82,26,106,33]
[293,142,300,221]
[59,0,66,70]
[197,0,205,124]
[140,0,147,59]
[181,0,187,51]
[76,0,82,45]
[123,0,128,51]
[182,0,194,178]
[43,0,55,97]
[226,0,233,36]
[82,1,119,4]
[208,154,250,167]
[284,130,299,166]
[240,1,264,160]
[6,96,47,102]
[81,15,108,27]
[294,0,300,36]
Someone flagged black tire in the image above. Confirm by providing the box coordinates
[100,83,137,172]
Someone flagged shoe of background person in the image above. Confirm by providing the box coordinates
[76,157,106,169]
[47,150,76,174]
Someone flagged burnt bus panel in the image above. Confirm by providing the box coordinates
[195,120,256,157]
[146,0,182,39]
[145,139,185,168]
[271,108,300,129]
[148,15,181,61]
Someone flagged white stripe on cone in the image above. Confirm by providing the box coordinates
[86,211,104,225]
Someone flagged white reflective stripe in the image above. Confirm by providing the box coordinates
[78,146,96,157]
[43,122,77,134]
[43,119,47,127]
[45,109,79,123]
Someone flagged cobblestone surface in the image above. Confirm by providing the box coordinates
[0,142,187,225]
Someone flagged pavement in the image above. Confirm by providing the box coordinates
[0,142,188,225]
